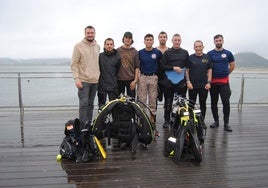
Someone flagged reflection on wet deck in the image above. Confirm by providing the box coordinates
[1,105,268,188]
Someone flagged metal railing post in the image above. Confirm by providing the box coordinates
[18,73,24,124]
[18,73,25,146]
[238,74,245,112]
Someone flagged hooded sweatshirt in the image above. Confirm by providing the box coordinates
[116,46,140,81]
[71,38,100,83]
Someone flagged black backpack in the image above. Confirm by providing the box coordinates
[59,118,99,162]
[113,102,136,141]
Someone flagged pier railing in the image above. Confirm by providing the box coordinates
[1,71,268,113]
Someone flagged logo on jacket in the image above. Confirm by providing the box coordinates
[221,54,227,58]
[151,53,157,59]
[202,58,208,63]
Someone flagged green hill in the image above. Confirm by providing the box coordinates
[234,52,268,68]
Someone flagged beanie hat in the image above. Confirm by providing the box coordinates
[122,31,134,44]
[123,32,133,38]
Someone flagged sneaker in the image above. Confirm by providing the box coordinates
[210,122,219,128]
[155,130,160,137]
[224,124,232,132]
[162,121,169,128]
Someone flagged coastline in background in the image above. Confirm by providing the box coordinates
[1,65,268,109]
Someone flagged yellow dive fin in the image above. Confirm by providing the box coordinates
[93,136,107,159]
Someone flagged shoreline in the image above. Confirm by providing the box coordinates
[234,67,268,73]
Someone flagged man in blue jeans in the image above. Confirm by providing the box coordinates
[71,26,100,125]
[207,34,235,132]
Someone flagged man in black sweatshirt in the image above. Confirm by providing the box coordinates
[159,33,189,128]
[98,38,121,109]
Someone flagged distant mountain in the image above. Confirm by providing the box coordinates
[0,58,71,66]
[234,52,268,68]
[0,58,19,64]
[1,52,268,68]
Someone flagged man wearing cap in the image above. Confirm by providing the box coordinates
[117,32,140,98]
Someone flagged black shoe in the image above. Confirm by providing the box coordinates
[158,92,163,102]
[201,121,207,129]
[224,124,232,132]
[210,122,219,128]
[162,121,169,128]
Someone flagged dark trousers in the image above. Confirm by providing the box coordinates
[163,85,187,121]
[210,83,231,124]
[188,88,208,119]
[78,82,98,124]
[98,91,118,108]
[156,84,167,111]
[117,80,136,98]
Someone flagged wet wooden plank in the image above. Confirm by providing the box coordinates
[0,106,268,187]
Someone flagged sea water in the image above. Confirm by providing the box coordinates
[1,66,268,108]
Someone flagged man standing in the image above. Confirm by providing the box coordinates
[71,25,100,125]
[185,40,212,120]
[117,32,140,98]
[157,31,169,54]
[208,34,235,132]
[98,38,121,109]
[160,33,189,128]
[157,31,168,103]
[138,33,162,130]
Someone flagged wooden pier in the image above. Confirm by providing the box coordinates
[0,105,268,188]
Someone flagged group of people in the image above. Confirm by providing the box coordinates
[71,25,235,134]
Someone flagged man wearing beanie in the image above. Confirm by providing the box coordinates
[117,32,140,98]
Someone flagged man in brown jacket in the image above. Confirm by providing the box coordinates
[71,25,100,125]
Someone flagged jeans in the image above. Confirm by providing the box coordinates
[210,83,231,124]
[78,82,98,125]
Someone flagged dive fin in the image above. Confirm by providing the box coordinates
[93,136,107,159]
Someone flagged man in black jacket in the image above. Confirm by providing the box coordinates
[98,38,121,109]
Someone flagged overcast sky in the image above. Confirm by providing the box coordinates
[0,0,267,59]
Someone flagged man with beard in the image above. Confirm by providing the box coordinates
[98,38,121,109]
[207,34,235,132]
[157,31,169,128]
[71,25,100,125]
[157,31,168,101]
[157,31,169,54]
